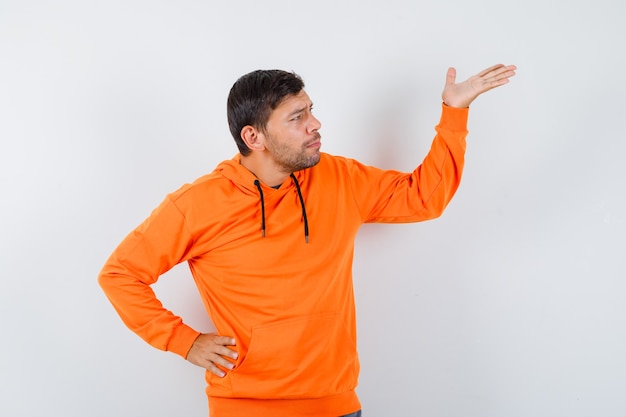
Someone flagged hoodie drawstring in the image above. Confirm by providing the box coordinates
[253,180,266,238]
[253,176,309,243]
[290,173,309,243]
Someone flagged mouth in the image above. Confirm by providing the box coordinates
[305,133,322,149]
[306,140,321,149]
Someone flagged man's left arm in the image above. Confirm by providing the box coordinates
[349,64,516,223]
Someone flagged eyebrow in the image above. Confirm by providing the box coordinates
[287,103,313,118]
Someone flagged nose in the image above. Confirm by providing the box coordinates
[308,114,322,133]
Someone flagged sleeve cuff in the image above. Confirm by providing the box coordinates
[439,102,469,131]
[167,323,202,359]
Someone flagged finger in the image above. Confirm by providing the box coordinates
[208,351,236,371]
[214,344,239,360]
[483,65,517,81]
[480,75,512,93]
[478,66,516,91]
[488,72,516,89]
[206,361,227,378]
[477,63,505,77]
[445,67,456,87]
[497,65,517,80]
[212,336,237,347]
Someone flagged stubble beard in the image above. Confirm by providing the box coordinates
[267,132,322,173]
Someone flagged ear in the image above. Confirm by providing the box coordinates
[240,125,265,152]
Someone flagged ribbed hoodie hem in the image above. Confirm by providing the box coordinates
[208,391,361,417]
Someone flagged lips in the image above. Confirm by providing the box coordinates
[307,140,321,149]
[305,133,322,149]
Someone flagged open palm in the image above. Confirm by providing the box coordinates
[442,64,517,108]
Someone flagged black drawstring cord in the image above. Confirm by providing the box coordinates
[290,173,309,243]
[253,179,266,238]
[253,176,309,243]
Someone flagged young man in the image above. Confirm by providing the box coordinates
[99,64,516,417]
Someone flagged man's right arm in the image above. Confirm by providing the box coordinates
[98,195,201,359]
[98,195,239,376]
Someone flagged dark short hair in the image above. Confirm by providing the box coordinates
[227,70,305,156]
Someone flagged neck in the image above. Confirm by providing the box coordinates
[240,154,290,187]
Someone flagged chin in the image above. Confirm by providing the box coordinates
[308,153,322,167]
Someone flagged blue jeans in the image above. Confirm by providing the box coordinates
[340,411,362,417]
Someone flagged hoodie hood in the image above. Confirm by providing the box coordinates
[216,154,310,242]
[216,154,306,192]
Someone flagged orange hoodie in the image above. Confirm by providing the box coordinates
[98,104,469,417]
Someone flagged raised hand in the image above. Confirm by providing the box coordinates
[442,64,516,108]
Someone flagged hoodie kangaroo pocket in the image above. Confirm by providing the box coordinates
[228,312,359,399]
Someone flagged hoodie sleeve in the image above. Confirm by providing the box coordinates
[347,103,469,223]
[98,195,201,358]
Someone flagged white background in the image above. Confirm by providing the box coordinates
[1,0,625,416]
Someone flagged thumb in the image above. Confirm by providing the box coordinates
[445,67,456,87]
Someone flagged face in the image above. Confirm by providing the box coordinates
[261,90,322,173]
